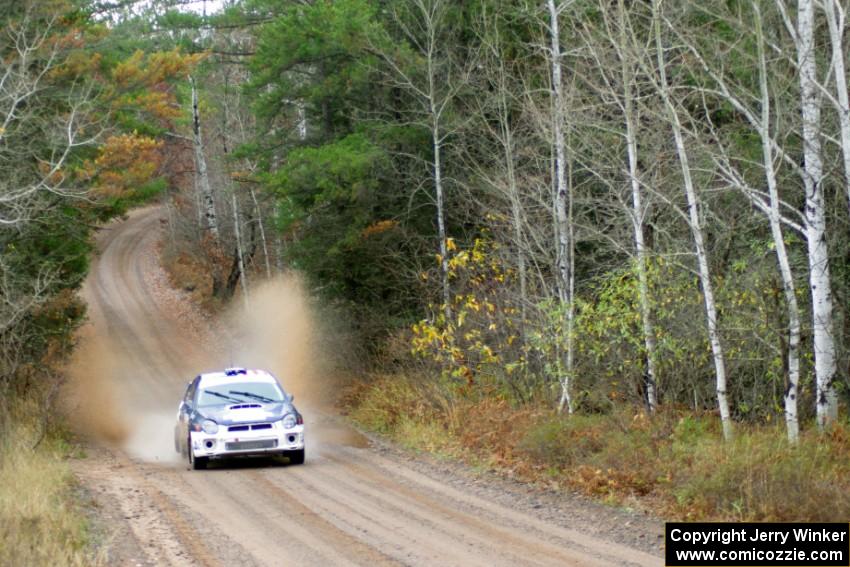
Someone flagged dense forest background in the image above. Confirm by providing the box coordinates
[99,0,850,435]
[4,0,850,529]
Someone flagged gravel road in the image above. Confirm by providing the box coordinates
[71,207,663,567]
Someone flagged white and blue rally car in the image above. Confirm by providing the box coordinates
[174,368,305,469]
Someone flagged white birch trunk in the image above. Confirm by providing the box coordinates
[232,192,249,309]
[619,0,658,412]
[432,121,451,322]
[189,75,218,240]
[194,173,203,234]
[824,0,850,214]
[754,2,801,442]
[797,0,838,428]
[653,0,732,439]
[548,0,574,414]
[296,99,308,141]
[564,153,577,415]
[250,188,272,279]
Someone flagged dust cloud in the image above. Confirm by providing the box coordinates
[224,276,368,449]
[224,275,328,408]
[63,325,131,444]
[65,271,365,464]
[63,323,184,464]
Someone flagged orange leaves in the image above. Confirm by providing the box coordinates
[113,49,205,89]
[85,133,163,197]
[112,51,146,87]
[111,49,205,123]
[128,90,181,121]
[361,219,399,238]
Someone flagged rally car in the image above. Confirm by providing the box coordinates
[174,368,305,469]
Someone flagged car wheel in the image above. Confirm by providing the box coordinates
[287,448,305,465]
[187,437,207,470]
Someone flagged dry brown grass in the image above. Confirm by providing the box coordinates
[0,400,102,566]
[348,377,850,522]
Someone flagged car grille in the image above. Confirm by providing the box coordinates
[228,423,273,432]
[225,439,278,451]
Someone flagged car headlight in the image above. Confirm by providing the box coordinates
[201,419,218,434]
[282,414,297,429]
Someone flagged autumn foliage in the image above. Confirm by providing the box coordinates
[78,133,163,197]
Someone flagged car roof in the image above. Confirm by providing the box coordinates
[197,368,280,388]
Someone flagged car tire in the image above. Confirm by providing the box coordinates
[287,448,305,465]
[187,437,208,470]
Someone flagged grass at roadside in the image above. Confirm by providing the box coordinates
[345,375,850,522]
[0,399,100,567]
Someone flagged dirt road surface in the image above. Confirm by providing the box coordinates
[71,208,663,567]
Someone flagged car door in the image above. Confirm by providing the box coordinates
[176,377,199,452]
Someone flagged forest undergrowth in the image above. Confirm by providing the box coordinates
[345,375,850,522]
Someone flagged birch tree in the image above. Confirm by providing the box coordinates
[787,0,838,427]
[709,1,803,441]
[612,0,659,412]
[822,0,850,215]
[372,0,468,323]
[546,0,577,414]
[189,75,219,240]
[652,0,733,439]
[664,0,839,433]
[752,1,802,442]
[231,192,249,308]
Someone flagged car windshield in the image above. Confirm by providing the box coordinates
[197,381,285,407]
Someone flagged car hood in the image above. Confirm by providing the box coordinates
[197,402,295,425]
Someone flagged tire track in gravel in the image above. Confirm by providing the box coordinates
[266,453,611,567]
[241,471,401,566]
[72,207,663,566]
[324,449,661,566]
[316,453,604,566]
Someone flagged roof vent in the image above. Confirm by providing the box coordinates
[228,403,262,410]
[224,368,247,376]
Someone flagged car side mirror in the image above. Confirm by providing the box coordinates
[285,393,294,403]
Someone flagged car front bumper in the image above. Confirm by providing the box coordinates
[190,424,304,459]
